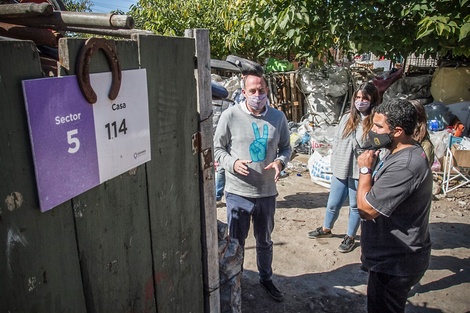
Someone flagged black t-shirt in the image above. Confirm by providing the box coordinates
[362,144,433,276]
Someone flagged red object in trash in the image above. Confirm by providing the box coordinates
[454,123,465,137]
[372,67,404,102]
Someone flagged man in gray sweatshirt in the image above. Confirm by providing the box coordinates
[213,74,291,302]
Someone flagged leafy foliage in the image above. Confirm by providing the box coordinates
[410,0,470,58]
[129,0,470,63]
[62,0,93,12]
[129,0,231,58]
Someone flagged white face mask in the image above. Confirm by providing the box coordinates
[355,99,371,112]
[247,93,268,111]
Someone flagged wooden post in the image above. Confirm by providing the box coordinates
[185,28,221,313]
[290,73,297,103]
[290,73,300,121]
[281,75,288,103]
[270,76,278,108]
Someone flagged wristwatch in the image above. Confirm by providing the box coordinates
[275,159,286,170]
[360,167,372,175]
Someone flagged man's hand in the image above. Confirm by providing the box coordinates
[234,159,252,176]
[358,150,379,169]
[265,159,283,182]
[357,150,381,220]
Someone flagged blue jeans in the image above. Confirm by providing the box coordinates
[323,176,361,237]
[226,192,276,281]
[215,167,225,201]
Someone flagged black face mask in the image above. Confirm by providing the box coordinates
[368,130,393,149]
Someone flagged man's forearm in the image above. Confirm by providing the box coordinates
[357,174,380,220]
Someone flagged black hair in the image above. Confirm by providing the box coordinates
[375,99,417,136]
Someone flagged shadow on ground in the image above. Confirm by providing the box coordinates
[276,191,330,209]
[239,221,470,313]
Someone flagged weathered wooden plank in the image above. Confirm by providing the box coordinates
[135,34,204,313]
[0,40,87,312]
[281,75,288,102]
[58,38,155,313]
[185,28,220,313]
[290,73,297,102]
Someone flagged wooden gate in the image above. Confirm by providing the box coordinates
[0,30,219,313]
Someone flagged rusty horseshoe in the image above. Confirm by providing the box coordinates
[76,38,122,104]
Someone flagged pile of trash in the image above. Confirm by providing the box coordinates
[298,66,350,125]
[218,220,243,312]
[288,119,336,188]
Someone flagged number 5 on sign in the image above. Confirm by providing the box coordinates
[67,129,80,153]
[23,69,151,212]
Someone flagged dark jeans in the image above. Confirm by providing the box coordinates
[226,192,276,281]
[367,270,425,313]
[215,167,225,201]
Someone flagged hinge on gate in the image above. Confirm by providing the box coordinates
[192,132,213,170]
[201,147,213,170]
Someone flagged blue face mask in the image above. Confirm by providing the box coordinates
[247,93,268,111]
[368,130,393,149]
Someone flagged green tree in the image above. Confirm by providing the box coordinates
[129,0,470,63]
[62,0,93,12]
[222,0,332,63]
[227,0,469,63]
[130,0,231,58]
[410,0,470,58]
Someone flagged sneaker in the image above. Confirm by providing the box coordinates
[260,279,284,302]
[338,235,355,253]
[307,226,332,239]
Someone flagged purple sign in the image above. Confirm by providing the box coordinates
[23,76,100,211]
[23,69,151,212]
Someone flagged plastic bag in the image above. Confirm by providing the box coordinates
[429,130,450,159]
[309,125,336,156]
[308,150,333,188]
[290,132,301,148]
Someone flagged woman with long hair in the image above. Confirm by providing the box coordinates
[410,100,435,167]
[308,82,380,253]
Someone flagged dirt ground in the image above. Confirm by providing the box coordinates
[216,153,470,313]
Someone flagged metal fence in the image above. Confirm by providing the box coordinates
[405,53,439,72]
